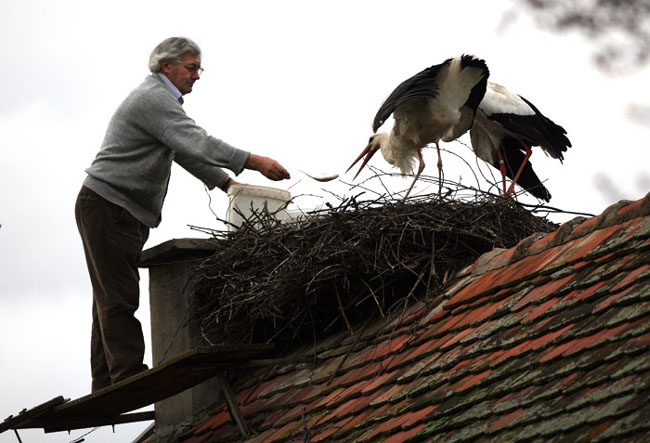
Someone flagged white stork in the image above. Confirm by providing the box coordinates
[347,55,490,198]
[470,82,571,201]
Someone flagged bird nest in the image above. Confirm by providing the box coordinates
[189,183,558,350]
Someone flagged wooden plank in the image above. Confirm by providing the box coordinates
[50,344,272,419]
[42,411,155,433]
[0,396,66,433]
[9,344,272,432]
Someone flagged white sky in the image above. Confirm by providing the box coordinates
[1,1,649,442]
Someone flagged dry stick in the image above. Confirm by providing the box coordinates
[301,406,310,442]
[265,312,307,343]
[242,363,279,404]
[326,316,373,386]
[335,286,354,335]
[359,278,385,318]
[385,267,429,323]
[379,268,428,373]
[428,231,436,290]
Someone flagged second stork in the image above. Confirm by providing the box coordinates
[469,82,571,201]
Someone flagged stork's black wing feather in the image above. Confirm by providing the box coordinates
[488,97,571,162]
[519,96,571,161]
[499,136,551,201]
[372,61,447,132]
[460,55,490,112]
[487,111,547,149]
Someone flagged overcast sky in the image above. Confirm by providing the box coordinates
[2,1,649,442]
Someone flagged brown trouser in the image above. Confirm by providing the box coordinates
[75,186,150,392]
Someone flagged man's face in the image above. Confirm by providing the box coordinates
[161,52,202,95]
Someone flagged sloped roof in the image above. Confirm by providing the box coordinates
[181,192,650,442]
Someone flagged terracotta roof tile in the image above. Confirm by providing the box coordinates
[181,192,650,442]
[383,423,427,443]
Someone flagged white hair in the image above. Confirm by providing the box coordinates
[148,37,202,73]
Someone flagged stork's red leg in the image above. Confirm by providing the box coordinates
[436,142,444,197]
[418,143,426,174]
[506,140,533,196]
[404,142,425,200]
[496,146,507,196]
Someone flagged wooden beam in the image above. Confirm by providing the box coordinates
[2,344,272,434]
[217,373,250,438]
[42,411,155,433]
[0,396,66,433]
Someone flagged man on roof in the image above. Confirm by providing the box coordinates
[75,36,290,392]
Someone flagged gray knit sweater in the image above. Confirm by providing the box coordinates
[83,74,250,227]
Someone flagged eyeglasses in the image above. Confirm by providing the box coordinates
[176,62,204,75]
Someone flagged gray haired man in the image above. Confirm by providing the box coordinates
[75,36,290,392]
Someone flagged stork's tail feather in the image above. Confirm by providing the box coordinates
[519,95,571,161]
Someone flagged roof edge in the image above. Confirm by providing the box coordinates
[455,191,650,282]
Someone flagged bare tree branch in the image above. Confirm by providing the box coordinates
[517,0,650,73]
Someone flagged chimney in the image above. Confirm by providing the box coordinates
[139,238,221,439]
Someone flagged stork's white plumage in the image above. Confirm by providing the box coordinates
[470,82,571,201]
[347,55,490,197]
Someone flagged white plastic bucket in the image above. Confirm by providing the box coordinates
[226,184,292,231]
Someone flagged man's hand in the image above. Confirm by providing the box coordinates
[246,154,291,181]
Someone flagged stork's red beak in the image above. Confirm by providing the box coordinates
[346,143,378,180]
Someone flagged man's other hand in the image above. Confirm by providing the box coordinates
[246,154,291,181]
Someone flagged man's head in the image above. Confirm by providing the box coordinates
[149,37,203,95]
